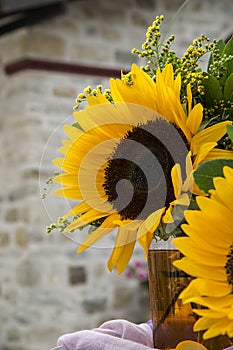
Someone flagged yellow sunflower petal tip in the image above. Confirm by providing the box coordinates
[174,340,208,350]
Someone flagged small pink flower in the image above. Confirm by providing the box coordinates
[134,261,143,268]
[125,270,133,279]
[137,269,148,281]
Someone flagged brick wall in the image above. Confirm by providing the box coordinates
[0,0,232,349]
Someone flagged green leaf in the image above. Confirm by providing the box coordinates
[227,124,233,142]
[194,159,233,194]
[219,37,233,87]
[72,122,84,131]
[202,74,222,107]
[224,73,233,102]
[207,39,225,71]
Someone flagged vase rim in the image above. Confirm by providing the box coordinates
[149,237,176,250]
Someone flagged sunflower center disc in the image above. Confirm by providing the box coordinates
[225,244,233,289]
[103,118,189,221]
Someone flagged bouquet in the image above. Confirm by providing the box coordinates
[45,14,233,350]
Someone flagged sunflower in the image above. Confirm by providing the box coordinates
[173,166,233,340]
[52,63,231,274]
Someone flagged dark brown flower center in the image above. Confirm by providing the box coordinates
[225,244,233,290]
[103,118,189,220]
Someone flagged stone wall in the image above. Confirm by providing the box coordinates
[0,0,232,349]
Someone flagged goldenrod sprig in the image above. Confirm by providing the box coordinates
[41,171,60,199]
[46,216,79,234]
[73,84,114,111]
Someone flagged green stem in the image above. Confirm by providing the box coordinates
[162,0,191,42]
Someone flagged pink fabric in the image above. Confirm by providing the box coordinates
[57,319,154,350]
[57,319,233,350]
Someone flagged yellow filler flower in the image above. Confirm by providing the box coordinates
[52,63,230,274]
[173,166,233,340]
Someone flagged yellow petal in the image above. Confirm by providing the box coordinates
[175,193,191,206]
[187,84,192,115]
[192,142,217,168]
[162,207,174,224]
[52,186,82,199]
[186,103,203,136]
[58,139,72,155]
[86,92,109,106]
[77,214,119,253]
[213,176,233,213]
[53,173,78,186]
[193,317,215,334]
[196,196,233,234]
[223,166,233,187]
[64,125,83,141]
[174,257,226,282]
[203,148,233,162]
[194,317,231,340]
[173,237,227,266]
[63,201,92,219]
[194,309,228,319]
[138,208,165,251]
[107,225,138,274]
[191,121,230,155]
[65,209,109,231]
[175,340,207,350]
[179,278,231,300]
[171,163,182,199]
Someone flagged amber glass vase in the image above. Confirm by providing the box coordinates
[148,238,197,349]
[148,238,233,350]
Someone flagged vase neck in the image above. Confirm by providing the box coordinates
[149,237,176,250]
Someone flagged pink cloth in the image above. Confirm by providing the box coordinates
[57,319,154,350]
[57,319,233,350]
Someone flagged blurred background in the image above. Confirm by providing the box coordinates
[0,0,232,349]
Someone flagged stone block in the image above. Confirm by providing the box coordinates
[24,326,61,349]
[0,345,25,350]
[85,24,98,37]
[53,87,76,98]
[115,50,138,65]
[82,297,107,313]
[0,29,28,64]
[162,0,186,11]
[0,232,9,247]
[16,260,41,287]
[6,327,21,342]
[131,12,151,28]
[100,9,125,24]
[22,30,65,58]
[69,266,87,285]
[8,185,38,202]
[14,308,41,325]
[135,0,156,8]
[4,208,19,222]
[113,286,135,309]
[101,27,121,41]
[71,43,110,63]
[15,227,28,247]
[22,168,40,180]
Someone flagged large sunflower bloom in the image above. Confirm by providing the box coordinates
[53,63,231,274]
[173,166,233,340]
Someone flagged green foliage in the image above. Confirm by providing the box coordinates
[72,121,83,131]
[219,37,233,87]
[227,124,233,142]
[203,37,233,122]
[194,159,233,194]
[202,74,222,107]
[224,73,233,102]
